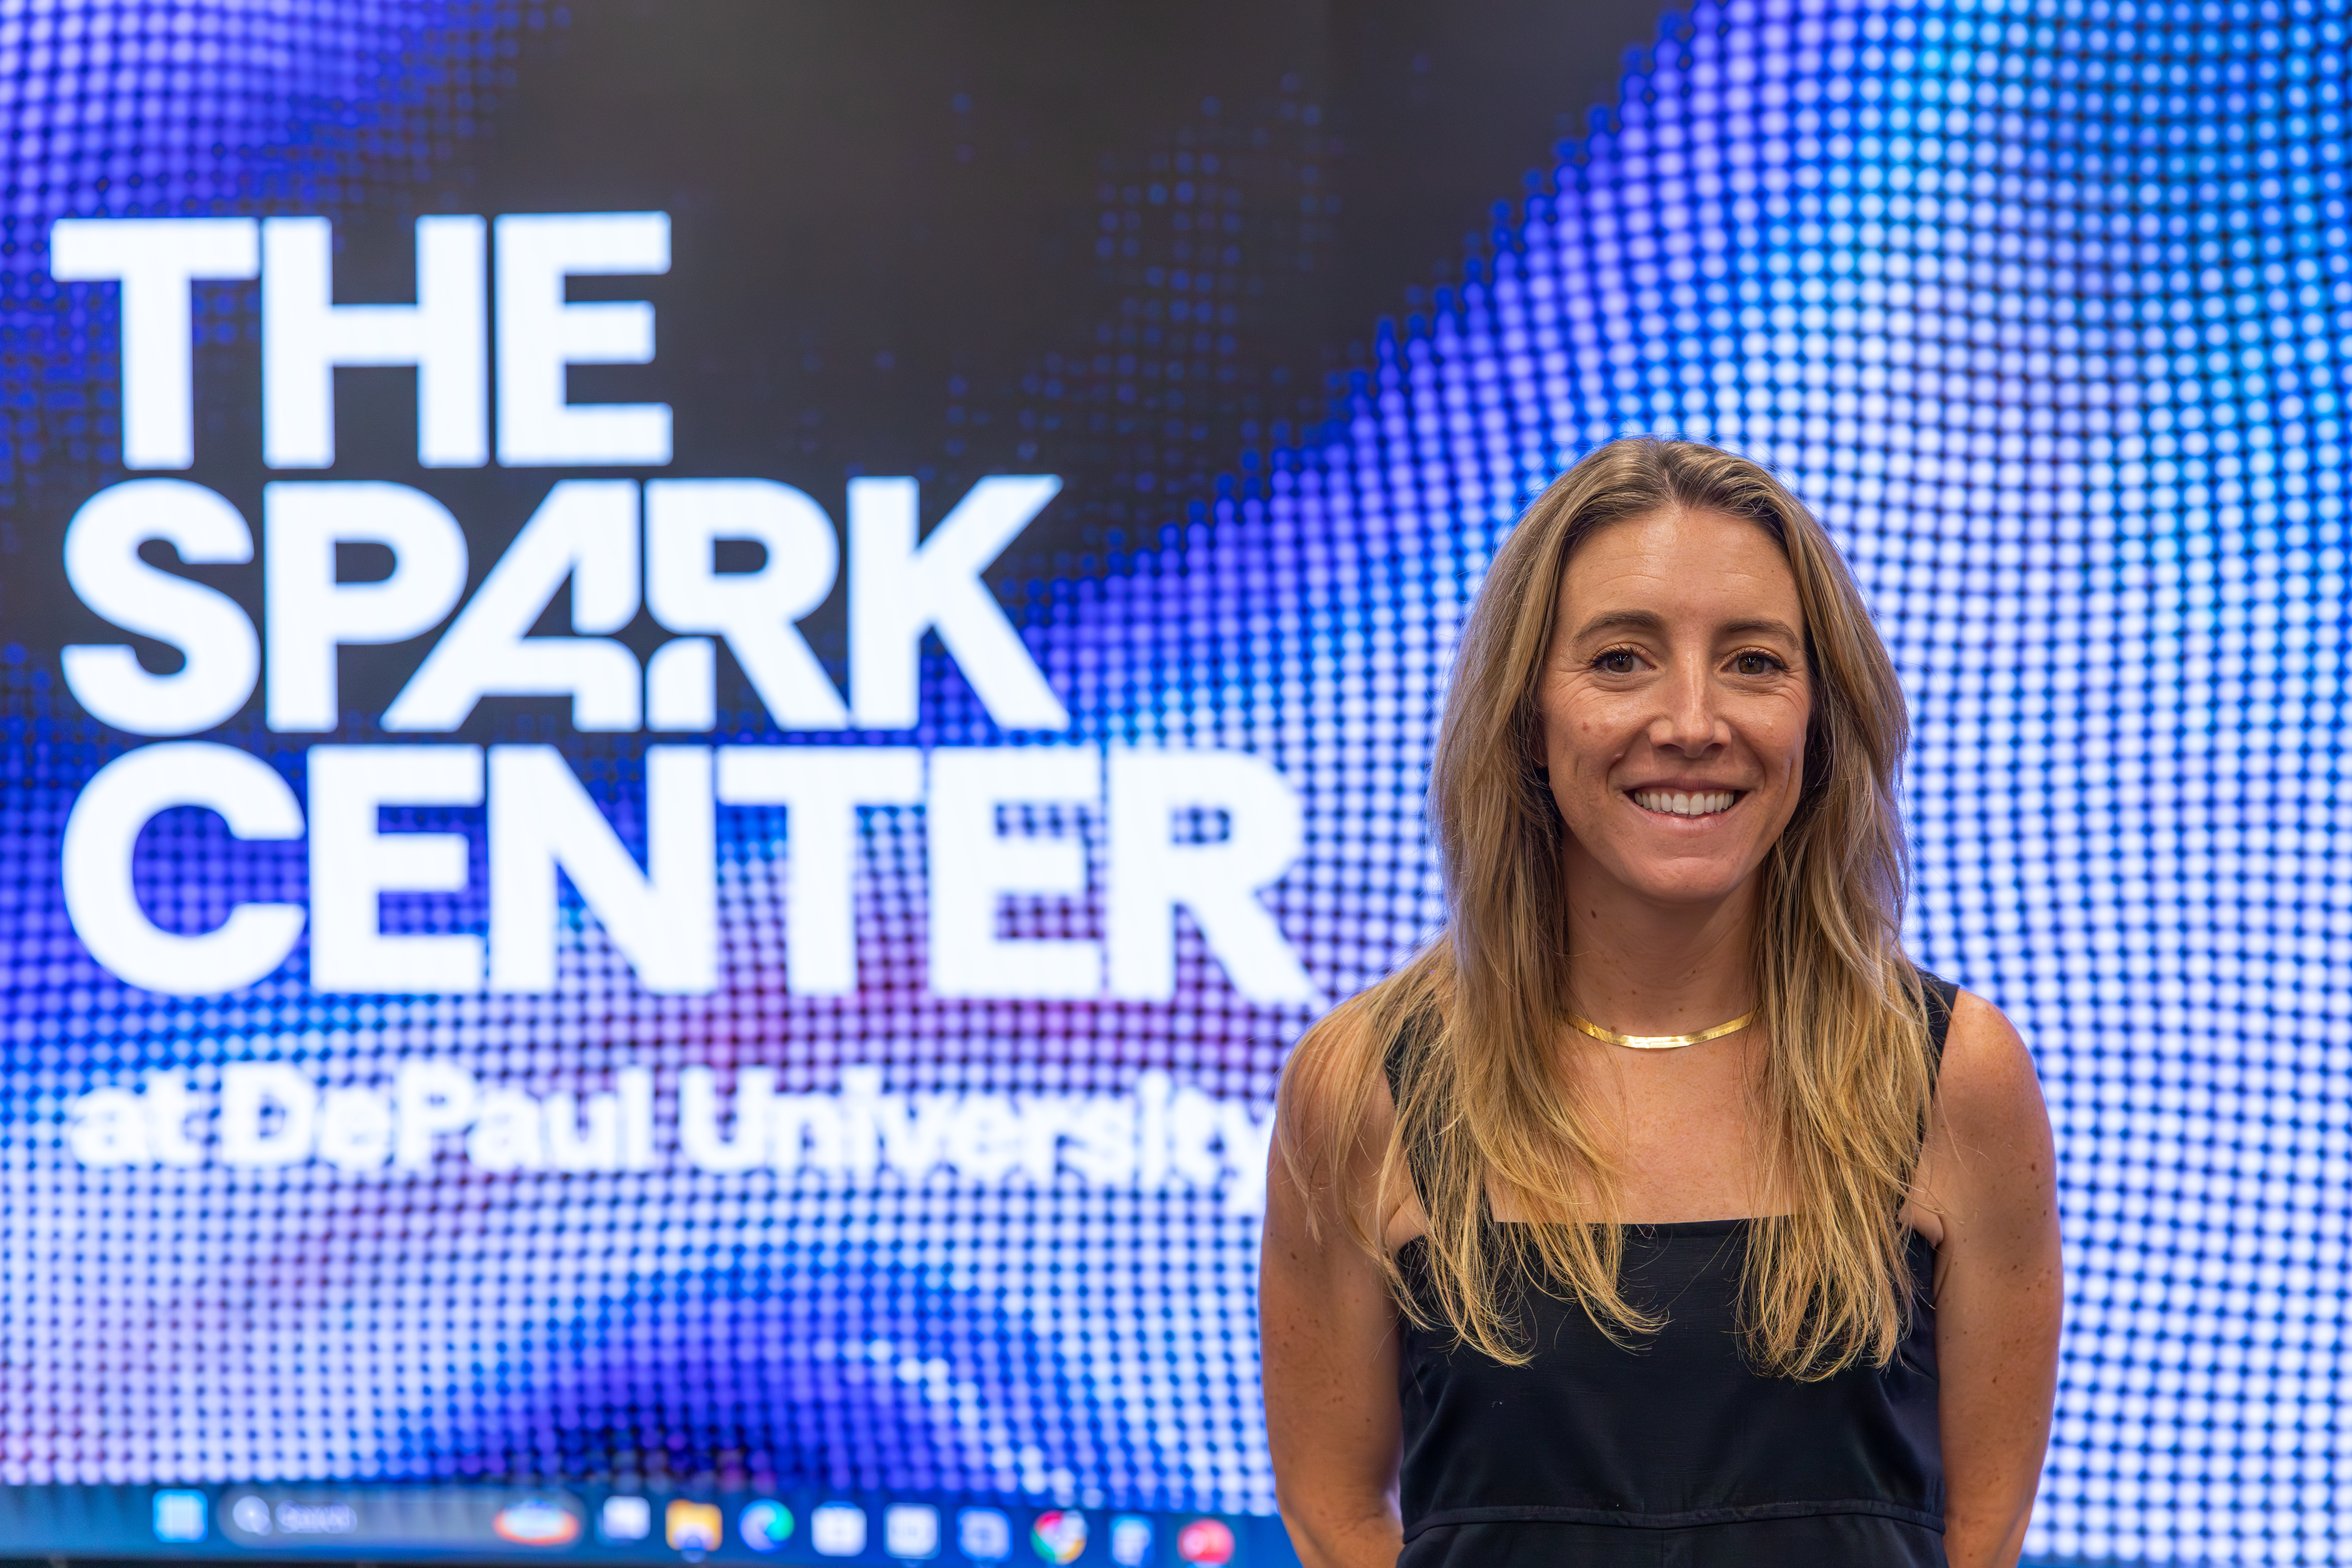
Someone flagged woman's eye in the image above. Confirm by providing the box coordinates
[1733,651,1783,676]
[1594,648,1641,674]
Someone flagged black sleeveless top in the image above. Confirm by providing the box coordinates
[1384,975,1958,1567]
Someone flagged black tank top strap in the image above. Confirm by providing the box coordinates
[1382,1006,1429,1104]
[1917,967,1960,1088]
[1383,1007,1443,1204]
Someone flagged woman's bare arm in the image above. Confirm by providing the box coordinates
[1261,1009,1407,1568]
[1925,991,2064,1568]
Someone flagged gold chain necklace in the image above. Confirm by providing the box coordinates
[1562,1008,1756,1050]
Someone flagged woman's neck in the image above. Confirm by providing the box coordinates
[1559,858,1759,1035]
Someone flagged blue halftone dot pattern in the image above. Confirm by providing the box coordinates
[1032,2,2346,1556]
[0,1,523,506]
[3,0,2352,1560]
[0,0,1299,1512]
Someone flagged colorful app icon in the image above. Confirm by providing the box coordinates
[958,1506,1014,1563]
[1109,1514,1154,1567]
[153,1490,208,1543]
[740,1499,796,1554]
[493,1498,581,1545]
[885,1503,941,1559]
[813,1501,869,1557]
[666,1500,725,1552]
[1030,1509,1089,1564]
[1175,1519,1234,1566]
[600,1496,652,1542]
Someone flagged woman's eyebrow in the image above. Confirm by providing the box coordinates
[1567,609,1669,640]
[1567,610,1802,644]
[1718,616,1803,643]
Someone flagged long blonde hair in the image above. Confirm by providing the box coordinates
[1281,437,1933,1379]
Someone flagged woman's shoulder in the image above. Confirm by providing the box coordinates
[1933,987,2045,1140]
[1280,959,1448,1125]
[1278,990,1398,1137]
[1272,989,1423,1246]
[1913,984,2058,1286]
[1908,984,2050,1250]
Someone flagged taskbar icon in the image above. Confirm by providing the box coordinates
[119,1484,1257,1563]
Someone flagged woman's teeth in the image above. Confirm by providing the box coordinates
[1632,790,1737,817]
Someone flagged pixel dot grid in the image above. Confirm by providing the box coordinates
[1,1,2347,1564]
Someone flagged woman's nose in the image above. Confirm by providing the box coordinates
[1648,662,1725,754]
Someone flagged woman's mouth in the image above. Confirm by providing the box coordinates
[1630,789,1741,819]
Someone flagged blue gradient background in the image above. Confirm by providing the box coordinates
[4,1,2349,1562]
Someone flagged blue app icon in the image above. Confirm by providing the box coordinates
[958,1506,1014,1563]
[1109,1513,1155,1567]
[153,1490,208,1543]
[740,1499,796,1553]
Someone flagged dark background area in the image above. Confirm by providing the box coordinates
[17,0,1672,735]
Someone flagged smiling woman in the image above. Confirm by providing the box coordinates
[1541,509,1818,917]
[1260,438,2062,1568]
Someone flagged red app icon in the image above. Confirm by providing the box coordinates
[1176,1519,1234,1566]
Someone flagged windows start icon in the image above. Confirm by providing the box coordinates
[152,1490,207,1543]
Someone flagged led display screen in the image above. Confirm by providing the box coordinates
[2,2,2345,1564]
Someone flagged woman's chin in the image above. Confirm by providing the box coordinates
[1575,848,1762,911]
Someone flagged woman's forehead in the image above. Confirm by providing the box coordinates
[1557,509,1802,620]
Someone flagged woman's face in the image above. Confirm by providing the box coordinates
[1536,507,1813,910]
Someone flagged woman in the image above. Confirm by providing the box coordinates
[1262,438,2061,1567]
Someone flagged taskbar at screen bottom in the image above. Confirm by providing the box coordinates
[0,1485,1298,1567]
